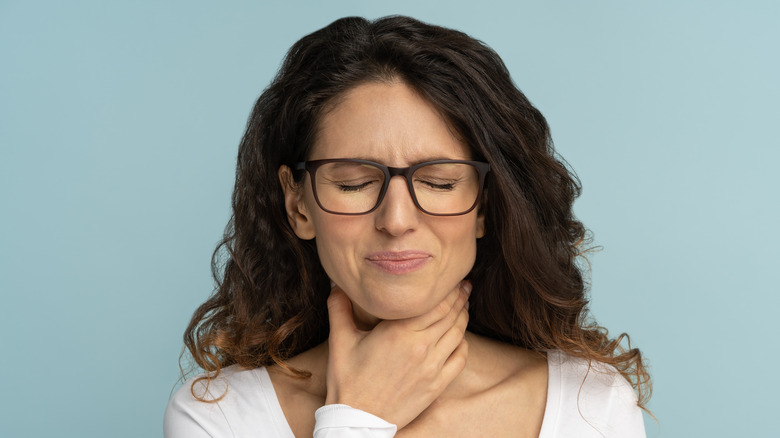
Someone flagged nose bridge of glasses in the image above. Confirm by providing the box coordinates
[386,164,414,179]
[386,164,417,192]
[380,165,418,210]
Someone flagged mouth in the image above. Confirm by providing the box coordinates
[365,250,432,275]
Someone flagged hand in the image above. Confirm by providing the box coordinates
[324,281,471,429]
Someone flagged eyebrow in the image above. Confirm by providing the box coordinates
[344,156,473,166]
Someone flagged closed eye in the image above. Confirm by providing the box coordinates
[339,183,368,192]
[417,179,457,191]
[335,180,380,192]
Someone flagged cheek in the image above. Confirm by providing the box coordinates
[442,216,480,260]
[450,237,477,280]
[310,214,364,282]
[437,221,481,289]
[314,233,345,276]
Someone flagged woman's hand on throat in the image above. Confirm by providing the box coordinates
[324,281,471,430]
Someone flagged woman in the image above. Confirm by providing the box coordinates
[165,16,651,437]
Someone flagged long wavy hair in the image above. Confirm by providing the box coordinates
[184,15,651,408]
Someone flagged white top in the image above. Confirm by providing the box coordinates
[164,350,645,437]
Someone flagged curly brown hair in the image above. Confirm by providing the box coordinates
[184,15,651,408]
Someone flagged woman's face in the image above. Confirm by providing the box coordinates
[281,81,484,327]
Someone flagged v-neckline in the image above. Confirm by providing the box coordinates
[260,353,559,437]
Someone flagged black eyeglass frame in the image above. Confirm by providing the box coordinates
[294,158,491,216]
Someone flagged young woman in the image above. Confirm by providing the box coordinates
[165,16,651,437]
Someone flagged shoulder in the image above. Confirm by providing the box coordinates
[540,350,646,438]
[164,365,293,438]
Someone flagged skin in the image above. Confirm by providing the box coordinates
[276,81,548,437]
[282,80,485,327]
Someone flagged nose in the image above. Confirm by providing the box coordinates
[373,175,420,236]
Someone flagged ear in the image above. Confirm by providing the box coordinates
[278,165,316,240]
[475,189,486,238]
[476,210,486,238]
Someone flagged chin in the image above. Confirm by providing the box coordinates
[360,293,439,321]
[371,307,419,321]
[338,276,457,323]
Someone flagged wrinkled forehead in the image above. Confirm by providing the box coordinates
[309,81,471,166]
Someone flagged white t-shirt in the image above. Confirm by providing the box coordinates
[164,350,645,437]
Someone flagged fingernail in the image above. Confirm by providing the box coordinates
[330,280,336,289]
[462,281,472,296]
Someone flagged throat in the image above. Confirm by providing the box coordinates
[351,302,382,330]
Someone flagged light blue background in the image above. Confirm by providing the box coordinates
[1,1,777,436]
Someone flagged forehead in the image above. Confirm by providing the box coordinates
[311,81,471,165]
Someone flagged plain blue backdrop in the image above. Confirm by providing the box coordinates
[1,1,778,436]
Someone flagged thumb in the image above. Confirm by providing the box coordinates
[327,285,358,340]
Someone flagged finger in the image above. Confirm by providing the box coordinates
[436,337,469,389]
[434,303,469,357]
[423,282,469,337]
[327,286,358,340]
[406,281,470,331]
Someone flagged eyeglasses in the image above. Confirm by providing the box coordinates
[295,159,490,216]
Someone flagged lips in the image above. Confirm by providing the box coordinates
[365,250,432,274]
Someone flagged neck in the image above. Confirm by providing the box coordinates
[296,331,496,399]
[351,302,381,331]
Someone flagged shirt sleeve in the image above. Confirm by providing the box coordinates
[314,404,397,438]
[601,373,646,438]
[164,383,233,438]
[542,351,646,438]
